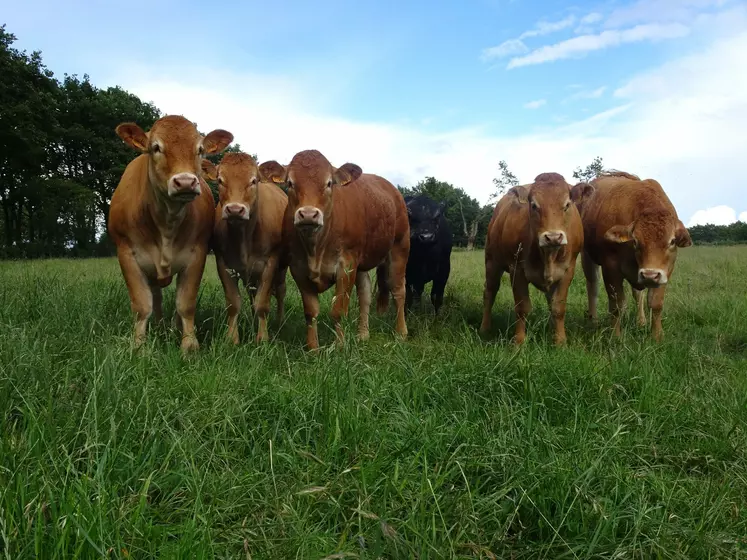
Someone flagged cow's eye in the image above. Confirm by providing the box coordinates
[326,180,332,189]
[251,177,257,186]
[564,201,571,211]
[152,144,161,153]
[286,180,293,189]
[669,238,676,247]
[198,145,205,155]
[530,201,539,210]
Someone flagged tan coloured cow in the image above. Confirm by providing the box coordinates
[570,171,692,341]
[258,150,410,350]
[481,173,584,345]
[108,115,233,353]
[201,153,288,344]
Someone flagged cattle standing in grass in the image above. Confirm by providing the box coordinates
[258,150,410,350]
[202,153,288,344]
[570,171,692,341]
[404,194,452,313]
[108,115,233,353]
[481,173,583,345]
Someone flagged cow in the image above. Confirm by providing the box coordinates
[201,153,288,344]
[403,194,453,313]
[480,173,584,345]
[108,115,233,353]
[570,171,692,341]
[257,150,410,350]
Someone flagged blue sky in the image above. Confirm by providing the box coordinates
[4,0,747,225]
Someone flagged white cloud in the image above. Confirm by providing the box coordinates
[688,205,740,226]
[567,86,607,101]
[581,12,604,25]
[108,26,747,226]
[482,15,577,61]
[523,99,547,109]
[507,23,690,68]
[740,212,747,222]
[605,0,731,28]
[481,39,528,61]
[520,16,576,39]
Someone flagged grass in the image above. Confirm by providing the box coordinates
[1,246,746,559]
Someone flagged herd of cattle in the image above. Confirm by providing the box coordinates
[108,115,691,353]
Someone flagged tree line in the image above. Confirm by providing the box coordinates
[0,25,737,258]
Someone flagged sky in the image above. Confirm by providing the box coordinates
[4,0,747,226]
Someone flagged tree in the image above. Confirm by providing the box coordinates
[573,156,605,183]
[491,160,519,201]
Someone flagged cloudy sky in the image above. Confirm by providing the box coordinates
[5,0,747,226]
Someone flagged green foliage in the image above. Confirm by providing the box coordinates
[573,155,605,183]
[1,247,746,557]
[400,177,483,247]
[0,26,160,258]
[492,159,519,200]
[688,221,747,245]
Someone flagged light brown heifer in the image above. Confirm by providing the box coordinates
[571,171,691,341]
[202,153,288,344]
[481,173,584,345]
[108,115,233,353]
[258,150,410,350]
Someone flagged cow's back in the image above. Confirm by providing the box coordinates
[334,173,408,271]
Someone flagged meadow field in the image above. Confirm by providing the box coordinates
[1,246,746,559]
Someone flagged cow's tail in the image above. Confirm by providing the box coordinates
[375,261,391,314]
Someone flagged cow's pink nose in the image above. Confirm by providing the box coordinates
[295,207,322,224]
[542,231,566,246]
[640,269,662,282]
[173,174,198,191]
[224,203,246,217]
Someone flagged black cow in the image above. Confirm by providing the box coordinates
[404,194,453,313]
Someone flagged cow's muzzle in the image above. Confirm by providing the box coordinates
[168,172,201,200]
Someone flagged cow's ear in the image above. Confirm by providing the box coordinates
[509,185,529,204]
[201,159,218,181]
[258,161,287,184]
[202,129,234,155]
[604,224,634,244]
[116,123,149,152]
[334,163,362,186]
[571,182,595,204]
[674,220,692,248]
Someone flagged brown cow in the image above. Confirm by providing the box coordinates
[202,153,288,344]
[258,150,410,350]
[571,171,691,341]
[481,173,584,345]
[108,115,233,353]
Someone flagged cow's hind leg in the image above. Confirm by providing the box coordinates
[480,255,501,334]
[388,242,409,340]
[356,270,372,341]
[582,251,599,323]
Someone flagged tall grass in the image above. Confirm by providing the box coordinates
[1,247,746,558]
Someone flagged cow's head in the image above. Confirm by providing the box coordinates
[258,150,361,234]
[201,153,258,222]
[524,173,576,249]
[604,208,692,287]
[116,115,233,203]
[407,195,445,245]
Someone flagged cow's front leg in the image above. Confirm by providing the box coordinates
[330,258,357,345]
[254,255,279,343]
[175,250,208,354]
[117,248,153,349]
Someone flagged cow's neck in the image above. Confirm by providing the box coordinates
[296,219,333,284]
[147,182,190,281]
[227,214,258,267]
